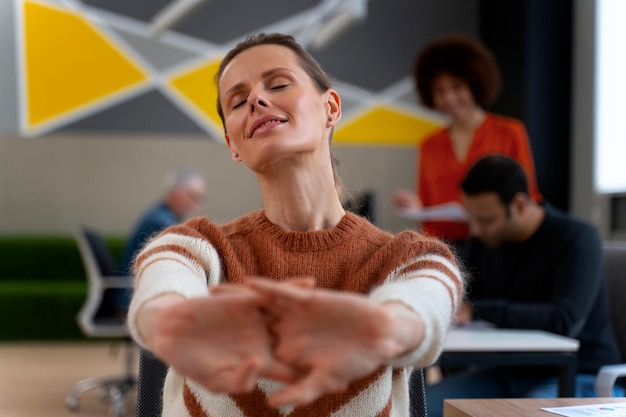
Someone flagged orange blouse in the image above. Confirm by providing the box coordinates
[417,113,542,242]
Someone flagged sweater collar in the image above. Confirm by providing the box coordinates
[250,210,365,251]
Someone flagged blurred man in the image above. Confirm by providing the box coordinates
[115,168,206,313]
[420,154,622,417]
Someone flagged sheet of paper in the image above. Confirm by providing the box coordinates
[396,202,468,222]
[541,403,626,416]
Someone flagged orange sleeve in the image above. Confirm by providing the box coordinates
[506,121,543,203]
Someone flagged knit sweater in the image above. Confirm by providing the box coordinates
[128,210,463,417]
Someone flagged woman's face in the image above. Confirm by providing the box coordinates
[218,44,340,173]
[431,73,478,121]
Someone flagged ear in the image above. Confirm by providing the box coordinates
[224,134,241,162]
[511,192,529,216]
[325,89,342,128]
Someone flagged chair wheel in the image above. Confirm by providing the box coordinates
[110,399,127,416]
[109,387,127,416]
[65,395,79,411]
[96,385,112,401]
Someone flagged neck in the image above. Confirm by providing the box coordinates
[258,164,346,232]
[517,203,546,242]
[451,107,486,132]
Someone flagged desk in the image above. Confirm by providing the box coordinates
[444,397,626,417]
[439,328,580,397]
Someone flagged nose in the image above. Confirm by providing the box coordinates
[248,90,269,114]
[439,88,457,104]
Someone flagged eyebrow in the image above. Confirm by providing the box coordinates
[223,67,293,98]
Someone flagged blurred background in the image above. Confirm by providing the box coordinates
[2,0,608,237]
[0,0,623,342]
[1,0,624,415]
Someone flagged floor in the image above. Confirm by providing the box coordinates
[0,342,138,417]
[0,341,442,417]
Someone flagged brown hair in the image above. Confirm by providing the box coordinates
[414,33,502,109]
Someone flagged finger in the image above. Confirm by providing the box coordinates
[202,356,262,394]
[283,277,316,289]
[259,359,303,383]
[247,278,313,304]
[267,369,347,408]
[210,284,253,296]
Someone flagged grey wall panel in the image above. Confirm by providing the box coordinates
[59,90,208,136]
[0,0,18,133]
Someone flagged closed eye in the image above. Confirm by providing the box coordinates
[233,100,246,109]
[271,84,288,90]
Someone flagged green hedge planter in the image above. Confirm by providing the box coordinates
[0,236,125,341]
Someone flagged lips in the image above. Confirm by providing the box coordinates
[248,115,287,138]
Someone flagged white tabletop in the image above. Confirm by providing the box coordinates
[443,327,580,353]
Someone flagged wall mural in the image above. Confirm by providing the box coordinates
[15,0,445,145]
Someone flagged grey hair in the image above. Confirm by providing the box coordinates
[163,168,203,192]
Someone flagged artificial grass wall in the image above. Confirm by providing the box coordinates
[0,237,125,280]
[0,236,125,340]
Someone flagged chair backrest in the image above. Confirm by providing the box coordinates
[412,368,428,417]
[83,228,118,277]
[75,226,130,338]
[136,349,169,417]
[603,241,626,362]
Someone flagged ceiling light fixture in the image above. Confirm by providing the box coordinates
[149,0,210,38]
[298,0,369,50]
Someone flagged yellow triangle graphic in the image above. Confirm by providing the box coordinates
[169,58,223,130]
[24,1,147,127]
[335,106,442,146]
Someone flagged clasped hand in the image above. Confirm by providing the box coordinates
[147,277,409,408]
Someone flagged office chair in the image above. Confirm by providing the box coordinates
[412,368,428,417]
[136,349,169,417]
[65,226,137,416]
[595,241,626,397]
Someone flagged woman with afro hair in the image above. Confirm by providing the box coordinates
[394,33,542,249]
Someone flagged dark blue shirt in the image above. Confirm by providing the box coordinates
[463,204,621,374]
[119,202,181,275]
[114,202,181,311]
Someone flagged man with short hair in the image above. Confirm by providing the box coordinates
[421,154,622,417]
[115,168,206,313]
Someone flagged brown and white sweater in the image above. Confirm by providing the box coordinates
[128,210,463,417]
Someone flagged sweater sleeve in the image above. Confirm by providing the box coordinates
[370,249,463,368]
[126,226,224,348]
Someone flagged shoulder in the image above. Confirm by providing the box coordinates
[485,113,524,128]
[220,210,265,237]
[483,113,527,137]
[133,204,176,233]
[420,128,449,149]
[381,228,458,266]
[172,211,263,243]
[343,212,393,242]
[537,205,603,262]
[544,205,600,240]
[338,213,451,259]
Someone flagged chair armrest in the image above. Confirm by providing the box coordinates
[101,276,134,289]
[595,364,626,397]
